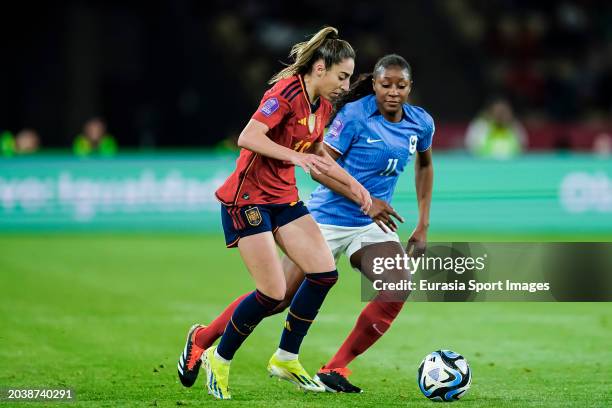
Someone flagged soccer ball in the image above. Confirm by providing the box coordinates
[417,350,471,402]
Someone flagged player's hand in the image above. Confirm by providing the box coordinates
[290,152,331,175]
[406,226,428,257]
[368,197,404,233]
[349,181,372,214]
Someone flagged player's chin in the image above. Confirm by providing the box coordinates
[327,91,342,100]
[384,101,401,110]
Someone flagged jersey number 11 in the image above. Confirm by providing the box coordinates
[380,158,398,176]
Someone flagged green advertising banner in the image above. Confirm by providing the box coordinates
[0,152,610,234]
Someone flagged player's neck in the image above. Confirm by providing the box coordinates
[302,74,320,104]
[386,112,403,123]
[379,103,403,123]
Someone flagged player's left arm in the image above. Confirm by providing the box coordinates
[309,142,372,213]
[408,147,433,251]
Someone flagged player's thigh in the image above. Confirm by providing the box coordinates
[275,214,335,273]
[274,236,306,307]
[347,224,403,280]
[267,255,305,313]
[350,241,410,281]
[237,231,286,300]
[280,255,305,297]
[351,241,410,301]
[317,223,353,262]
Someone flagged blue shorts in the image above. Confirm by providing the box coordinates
[221,201,310,248]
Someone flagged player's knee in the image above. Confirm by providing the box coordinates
[377,285,410,303]
[394,286,411,302]
[307,252,336,274]
[253,289,284,313]
[305,269,338,287]
[262,287,286,302]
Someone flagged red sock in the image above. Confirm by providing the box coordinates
[194,292,251,349]
[324,301,404,369]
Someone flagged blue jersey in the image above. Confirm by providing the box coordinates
[308,94,434,227]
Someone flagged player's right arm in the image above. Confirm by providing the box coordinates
[310,144,401,230]
[309,142,371,213]
[237,119,330,175]
[309,144,348,194]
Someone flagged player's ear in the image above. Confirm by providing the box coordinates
[313,60,326,77]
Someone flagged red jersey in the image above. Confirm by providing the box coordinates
[216,75,333,207]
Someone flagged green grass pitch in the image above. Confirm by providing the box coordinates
[1,234,610,407]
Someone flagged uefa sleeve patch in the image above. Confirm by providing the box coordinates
[260,98,280,117]
[327,118,344,139]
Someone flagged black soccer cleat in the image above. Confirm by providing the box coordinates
[177,324,206,387]
[314,367,363,393]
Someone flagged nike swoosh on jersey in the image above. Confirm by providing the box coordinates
[366,137,383,143]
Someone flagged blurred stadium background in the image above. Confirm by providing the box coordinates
[1,0,610,236]
[1,1,611,406]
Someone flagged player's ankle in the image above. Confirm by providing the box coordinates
[275,348,298,361]
[214,348,231,365]
[193,326,208,348]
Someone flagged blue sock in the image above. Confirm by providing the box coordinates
[279,270,338,354]
[217,289,281,360]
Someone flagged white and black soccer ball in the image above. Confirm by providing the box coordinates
[417,350,471,402]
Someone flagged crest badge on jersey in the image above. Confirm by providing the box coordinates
[327,118,344,140]
[409,134,418,154]
[244,206,262,226]
[260,98,279,117]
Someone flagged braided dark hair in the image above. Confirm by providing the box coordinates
[332,54,412,116]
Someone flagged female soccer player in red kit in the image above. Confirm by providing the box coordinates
[180,54,434,395]
[177,27,371,400]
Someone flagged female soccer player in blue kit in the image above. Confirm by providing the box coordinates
[181,54,434,395]
[302,53,434,392]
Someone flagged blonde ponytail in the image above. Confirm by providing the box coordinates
[269,26,354,84]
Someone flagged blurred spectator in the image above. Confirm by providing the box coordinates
[465,99,527,159]
[442,1,612,121]
[73,117,117,157]
[0,131,16,157]
[0,129,40,156]
[593,133,611,158]
[15,129,40,154]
